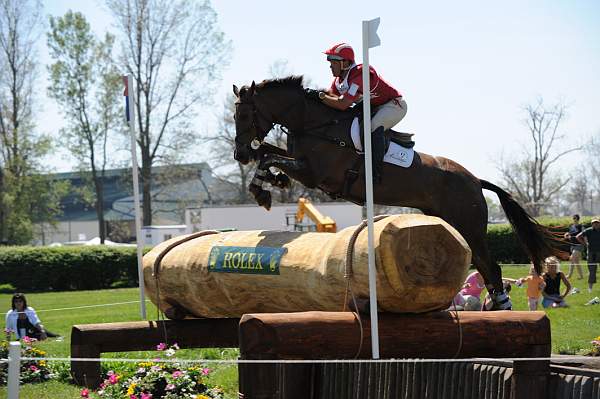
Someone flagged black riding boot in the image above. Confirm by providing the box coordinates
[371,126,386,184]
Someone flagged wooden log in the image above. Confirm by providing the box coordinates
[239,311,551,359]
[143,214,471,318]
[238,311,550,399]
[71,318,239,388]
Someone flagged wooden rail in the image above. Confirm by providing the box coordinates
[71,318,239,387]
[238,311,551,399]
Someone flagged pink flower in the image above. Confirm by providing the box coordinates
[156,342,167,351]
[108,373,120,384]
[140,393,153,399]
[23,336,32,344]
[165,383,175,391]
[81,388,90,398]
[130,395,138,399]
[29,365,38,372]
[201,367,211,375]
[172,370,183,378]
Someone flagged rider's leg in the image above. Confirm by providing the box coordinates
[370,97,407,132]
[369,97,407,183]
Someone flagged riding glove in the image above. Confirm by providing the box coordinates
[304,88,321,101]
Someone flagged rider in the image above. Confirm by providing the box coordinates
[305,42,407,182]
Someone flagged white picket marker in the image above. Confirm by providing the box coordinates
[124,75,147,320]
[362,17,382,359]
[8,341,21,399]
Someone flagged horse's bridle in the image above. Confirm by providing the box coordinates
[234,96,274,147]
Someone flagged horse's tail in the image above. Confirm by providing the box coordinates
[480,179,567,274]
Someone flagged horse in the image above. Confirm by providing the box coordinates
[231,75,564,310]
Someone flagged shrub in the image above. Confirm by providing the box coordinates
[487,216,591,264]
[0,246,148,292]
[0,283,16,294]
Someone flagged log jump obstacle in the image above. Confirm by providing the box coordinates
[71,310,554,399]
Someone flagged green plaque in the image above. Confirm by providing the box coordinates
[207,246,286,275]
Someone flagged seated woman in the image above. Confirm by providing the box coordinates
[541,257,572,308]
[5,293,58,341]
[450,271,485,310]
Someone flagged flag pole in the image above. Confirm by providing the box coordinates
[362,17,381,359]
[124,75,147,320]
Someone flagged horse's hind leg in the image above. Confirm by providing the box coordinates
[468,232,512,310]
[434,202,511,310]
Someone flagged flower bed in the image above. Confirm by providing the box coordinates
[82,344,225,399]
[0,337,52,385]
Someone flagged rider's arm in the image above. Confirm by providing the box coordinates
[320,92,354,110]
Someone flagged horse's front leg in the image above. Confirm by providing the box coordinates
[248,154,312,210]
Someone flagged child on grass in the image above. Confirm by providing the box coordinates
[504,264,545,310]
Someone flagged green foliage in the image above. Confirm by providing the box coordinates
[0,246,143,291]
[487,216,593,263]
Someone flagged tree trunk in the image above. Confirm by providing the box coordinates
[93,171,106,244]
[141,160,152,226]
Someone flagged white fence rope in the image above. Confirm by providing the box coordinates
[12,299,152,314]
[2,355,595,364]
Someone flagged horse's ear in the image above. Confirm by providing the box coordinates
[233,84,239,96]
[249,81,256,96]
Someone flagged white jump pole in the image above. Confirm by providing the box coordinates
[124,75,147,320]
[362,17,382,359]
[8,341,21,399]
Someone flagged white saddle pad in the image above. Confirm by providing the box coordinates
[350,117,415,168]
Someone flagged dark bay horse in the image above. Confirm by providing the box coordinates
[232,76,564,310]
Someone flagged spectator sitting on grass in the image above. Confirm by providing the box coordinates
[541,257,572,308]
[5,293,59,341]
[450,271,485,310]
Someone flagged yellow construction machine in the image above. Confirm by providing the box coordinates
[295,198,336,233]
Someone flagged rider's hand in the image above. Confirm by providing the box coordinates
[304,88,321,101]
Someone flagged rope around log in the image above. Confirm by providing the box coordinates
[152,230,220,343]
[343,215,464,359]
[343,215,388,358]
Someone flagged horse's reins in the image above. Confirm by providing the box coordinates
[240,90,356,149]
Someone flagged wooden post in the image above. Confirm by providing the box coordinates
[511,360,549,399]
[71,318,239,388]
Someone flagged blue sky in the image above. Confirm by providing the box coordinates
[39,0,600,182]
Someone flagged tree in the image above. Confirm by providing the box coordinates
[497,99,580,216]
[207,92,254,203]
[566,166,590,215]
[0,0,66,244]
[105,0,231,225]
[47,11,122,243]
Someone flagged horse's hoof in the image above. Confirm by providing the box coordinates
[483,293,512,311]
[256,190,272,210]
[273,173,290,189]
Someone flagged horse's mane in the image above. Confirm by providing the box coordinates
[256,75,304,91]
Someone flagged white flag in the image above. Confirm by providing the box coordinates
[365,17,381,48]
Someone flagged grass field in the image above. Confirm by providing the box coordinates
[1,264,599,398]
